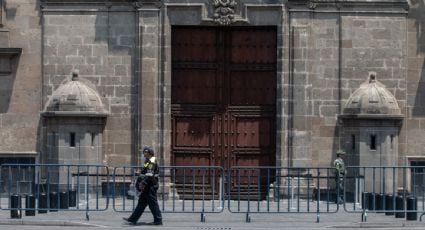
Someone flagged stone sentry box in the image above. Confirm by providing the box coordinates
[41,71,108,190]
[339,73,404,194]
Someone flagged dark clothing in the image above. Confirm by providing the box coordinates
[127,184,162,223]
[333,157,346,204]
[127,157,162,224]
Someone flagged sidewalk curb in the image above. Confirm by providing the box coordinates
[0,219,100,227]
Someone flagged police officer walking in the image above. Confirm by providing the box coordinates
[123,146,162,225]
[333,150,346,204]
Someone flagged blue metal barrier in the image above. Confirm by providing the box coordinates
[4,163,425,223]
[112,166,225,222]
[343,166,425,222]
[0,164,110,220]
[227,167,339,222]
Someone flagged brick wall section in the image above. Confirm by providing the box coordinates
[341,15,407,164]
[0,0,41,154]
[309,13,340,168]
[406,0,425,158]
[290,12,341,167]
[43,6,136,166]
[289,5,407,167]
[1,0,420,170]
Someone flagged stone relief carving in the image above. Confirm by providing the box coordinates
[308,0,318,9]
[213,0,237,25]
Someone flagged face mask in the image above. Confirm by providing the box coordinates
[141,155,146,162]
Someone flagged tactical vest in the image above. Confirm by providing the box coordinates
[333,158,345,175]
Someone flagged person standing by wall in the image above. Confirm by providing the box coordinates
[333,150,346,204]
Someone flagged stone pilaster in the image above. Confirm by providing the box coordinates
[138,0,169,166]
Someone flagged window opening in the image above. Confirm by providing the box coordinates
[91,133,96,146]
[70,132,76,147]
[370,135,376,150]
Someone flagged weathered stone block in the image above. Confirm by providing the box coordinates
[93,45,109,57]
[114,86,131,98]
[115,65,128,76]
[111,104,129,114]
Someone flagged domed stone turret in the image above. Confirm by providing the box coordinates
[339,73,403,194]
[342,73,402,118]
[44,71,107,116]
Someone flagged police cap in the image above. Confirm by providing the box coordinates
[336,149,345,156]
[141,146,154,155]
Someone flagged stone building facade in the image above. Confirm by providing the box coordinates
[0,0,424,191]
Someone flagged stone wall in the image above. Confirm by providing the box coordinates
[0,0,41,155]
[406,0,425,162]
[42,3,136,166]
[1,0,423,171]
[341,13,407,167]
[288,1,408,167]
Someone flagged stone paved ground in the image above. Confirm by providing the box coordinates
[0,198,424,230]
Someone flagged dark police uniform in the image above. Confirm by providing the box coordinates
[333,150,346,204]
[126,156,162,225]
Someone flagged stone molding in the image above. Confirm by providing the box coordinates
[288,0,409,10]
[0,48,21,75]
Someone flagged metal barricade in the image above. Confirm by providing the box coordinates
[0,164,110,220]
[343,166,425,222]
[227,167,339,222]
[112,166,225,222]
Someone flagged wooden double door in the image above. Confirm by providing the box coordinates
[171,26,276,187]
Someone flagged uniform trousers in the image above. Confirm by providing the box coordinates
[127,184,162,223]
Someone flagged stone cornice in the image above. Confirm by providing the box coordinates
[40,0,162,10]
[287,0,409,10]
[0,48,21,56]
[42,111,109,117]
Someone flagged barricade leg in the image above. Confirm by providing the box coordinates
[201,212,206,222]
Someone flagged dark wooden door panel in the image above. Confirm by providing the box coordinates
[229,71,276,105]
[172,70,218,104]
[174,116,214,147]
[230,28,277,64]
[172,27,217,62]
[173,151,212,184]
[233,116,273,148]
[171,27,277,195]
